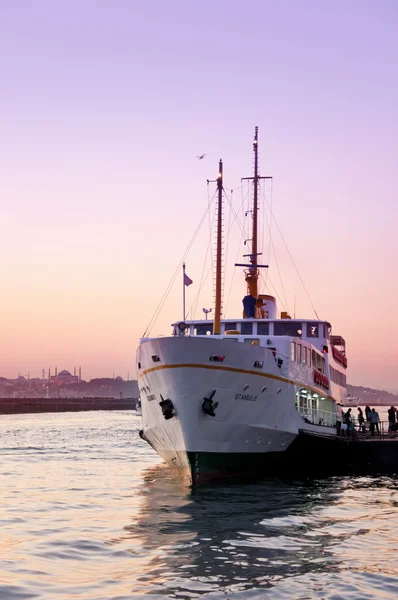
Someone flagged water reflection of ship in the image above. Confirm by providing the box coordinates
[133,398,142,416]
[118,465,344,597]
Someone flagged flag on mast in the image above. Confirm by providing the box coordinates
[184,272,193,286]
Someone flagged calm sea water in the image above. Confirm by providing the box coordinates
[1,411,398,600]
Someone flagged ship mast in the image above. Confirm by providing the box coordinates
[239,127,271,302]
[214,159,223,335]
[247,126,259,298]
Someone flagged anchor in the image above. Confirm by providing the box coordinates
[202,390,218,417]
[159,394,175,420]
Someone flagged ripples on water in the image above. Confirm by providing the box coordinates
[1,412,398,599]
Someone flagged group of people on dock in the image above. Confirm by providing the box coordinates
[359,406,380,435]
[338,405,381,436]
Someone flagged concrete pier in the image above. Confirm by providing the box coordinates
[0,397,136,414]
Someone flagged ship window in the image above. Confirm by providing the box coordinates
[226,322,237,331]
[274,322,302,337]
[330,366,346,387]
[257,323,269,335]
[297,344,302,363]
[291,342,296,361]
[138,362,141,369]
[312,350,325,373]
[253,360,264,368]
[241,322,253,335]
[302,347,307,364]
[151,355,160,362]
[245,338,259,345]
[307,322,319,338]
[209,355,225,362]
[196,324,213,335]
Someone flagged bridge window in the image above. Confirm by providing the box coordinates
[241,322,253,335]
[291,342,296,361]
[225,323,237,331]
[307,322,320,338]
[196,324,213,335]
[257,323,269,335]
[274,322,303,337]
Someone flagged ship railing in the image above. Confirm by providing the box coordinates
[297,407,336,427]
[355,420,395,440]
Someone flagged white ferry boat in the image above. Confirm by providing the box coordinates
[342,396,359,408]
[137,128,348,484]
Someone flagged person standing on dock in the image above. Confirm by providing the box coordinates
[387,406,396,433]
[365,405,372,422]
[370,408,380,436]
[336,403,344,435]
[343,409,354,436]
[357,407,365,432]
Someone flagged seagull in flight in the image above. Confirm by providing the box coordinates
[197,153,207,160]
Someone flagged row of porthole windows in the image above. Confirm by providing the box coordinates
[330,365,346,387]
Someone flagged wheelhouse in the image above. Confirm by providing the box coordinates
[173,319,332,352]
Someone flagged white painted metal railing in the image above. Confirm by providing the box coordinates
[296,406,336,427]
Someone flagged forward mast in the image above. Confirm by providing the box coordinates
[214,160,223,335]
[213,127,270,331]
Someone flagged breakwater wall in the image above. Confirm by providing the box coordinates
[0,397,135,415]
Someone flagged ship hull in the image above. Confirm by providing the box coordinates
[137,336,335,484]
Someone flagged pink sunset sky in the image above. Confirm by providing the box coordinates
[0,1,397,391]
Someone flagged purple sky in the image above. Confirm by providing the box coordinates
[0,1,397,390]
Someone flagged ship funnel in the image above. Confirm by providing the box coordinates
[258,294,277,319]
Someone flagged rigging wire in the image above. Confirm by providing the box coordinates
[223,183,251,315]
[260,178,265,273]
[207,180,214,288]
[170,183,250,324]
[186,263,213,319]
[142,192,217,337]
[262,192,320,320]
[186,179,250,318]
[191,194,216,319]
[259,181,289,313]
[270,234,289,313]
[222,188,233,314]
[259,269,287,312]
[262,179,272,287]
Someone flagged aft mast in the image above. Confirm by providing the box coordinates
[238,127,271,316]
